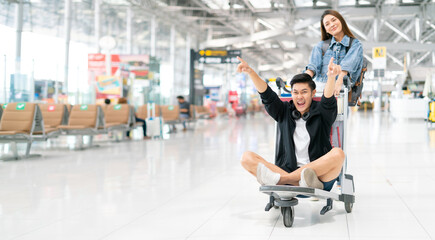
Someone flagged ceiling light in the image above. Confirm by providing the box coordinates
[103,0,129,5]
[294,0,313,7]
[273,66,284,71]
[316,1,327,6]
[281,41,296,49]
[339,0,355,6]
[202,0,229,10]
[232,42,255,49]
[249,0,271,8]
[233,4,244,9]
[257,18,275,29]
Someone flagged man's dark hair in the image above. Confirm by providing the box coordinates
[104,98,111,105]
[290,73,316,91]
[176,96,184,100]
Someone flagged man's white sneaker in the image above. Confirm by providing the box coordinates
[299,168,324,189]
[256,163,280,186]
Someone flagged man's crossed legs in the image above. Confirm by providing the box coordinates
[241,148,345,189]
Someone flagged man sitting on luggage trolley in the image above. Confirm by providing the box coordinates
[238,56,345,191]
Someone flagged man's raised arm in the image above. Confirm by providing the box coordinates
[236,56,267,93]
[324,58,341,98]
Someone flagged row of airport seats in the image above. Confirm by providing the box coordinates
[246,104,263,114]
[136,104,215,125]
[0,102,218,160]
[214,105,264,117]
[0,103,139,160]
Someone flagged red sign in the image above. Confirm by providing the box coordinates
[228,91,238,102]
[88,54,105,69]
[87,54,121,75]
[88,54,151,100]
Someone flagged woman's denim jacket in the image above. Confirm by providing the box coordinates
[305,35,363,85]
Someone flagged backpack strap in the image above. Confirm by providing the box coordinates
[321,38,332,56]
[346,37,354,54]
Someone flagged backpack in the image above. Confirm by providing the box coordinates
[322,38,368,106]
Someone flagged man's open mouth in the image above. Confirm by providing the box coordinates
[297,101,305,108]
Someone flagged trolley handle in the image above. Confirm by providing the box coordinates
[276,77,291,93]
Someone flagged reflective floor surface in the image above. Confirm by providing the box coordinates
[1,110,435,239]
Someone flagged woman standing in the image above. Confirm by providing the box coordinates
[305,10,364,96]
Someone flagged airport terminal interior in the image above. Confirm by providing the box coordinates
[1,0,435,239]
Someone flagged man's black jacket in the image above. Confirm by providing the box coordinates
[259,86,337,173]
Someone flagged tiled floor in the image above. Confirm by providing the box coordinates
[1,111,435,239]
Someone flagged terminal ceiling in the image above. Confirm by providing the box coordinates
[0,0,434,76]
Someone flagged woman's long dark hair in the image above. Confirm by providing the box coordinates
[320,10,356,41]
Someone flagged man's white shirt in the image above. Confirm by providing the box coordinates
[294,118,310,167]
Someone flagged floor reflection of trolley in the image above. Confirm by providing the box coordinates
[260,80,355,227]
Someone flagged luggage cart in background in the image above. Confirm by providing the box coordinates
[260,78,355,227]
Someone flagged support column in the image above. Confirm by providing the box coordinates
[189,49,195,105]
[63,0,72,103]
[415,18,421,42]
[207,28,213,41]
[331,0,338,10]
[375,76,382,112]
[126,6,132,54]
[150,16,156,57]
[373,18,379,42]
[170,25,176,100]
[15,0,23,76]
[94,0,101,53]
[406,52,411,72]
[194,35,199,51]
[3,55,6,102]
[186,32,191,94]
[189,34,197,104]
[374,12,381,108]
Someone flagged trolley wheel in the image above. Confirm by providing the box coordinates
[345,202,353,213]
[282,206,294,227]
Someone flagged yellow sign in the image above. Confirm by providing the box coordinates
[373,47,386,58]
[96,76,122,95]
[429,101,435,123]
[199,50,227,57]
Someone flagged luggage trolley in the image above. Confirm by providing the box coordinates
[259,78,355,227]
